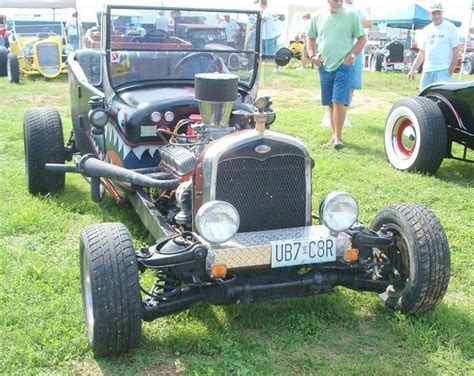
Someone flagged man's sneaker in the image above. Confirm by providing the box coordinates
[334,138,345,150]
[321,112,330,128]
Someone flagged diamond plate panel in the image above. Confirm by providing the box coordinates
[208,225,350,270]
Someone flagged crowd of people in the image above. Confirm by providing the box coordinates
[290,1,461,150]
[66,1,463,151]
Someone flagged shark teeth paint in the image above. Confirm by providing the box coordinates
[89,123,161,165]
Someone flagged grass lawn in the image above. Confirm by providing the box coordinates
[0,68,473,375]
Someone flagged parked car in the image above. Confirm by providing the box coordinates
[461,49,474,75]
[368,39,421,73]
[0,15,10,76]
[23,5,451,357]
[0,14,10,47]
[176,23,226,48]
[0,13,69,83]
[385,81,474,174]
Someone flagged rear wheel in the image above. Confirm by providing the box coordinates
[371,204,450,314]
[0,47,8,77]
[80,223,142,356]
[384,96,447,174]
[23,108,65,194]
[7,52,19,83]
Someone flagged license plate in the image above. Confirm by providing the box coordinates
[394,63,404,70]
[270,237,336,268]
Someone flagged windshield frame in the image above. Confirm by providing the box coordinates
[104,5,261,93]
[9,14,66,37]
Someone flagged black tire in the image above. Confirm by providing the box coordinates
[23,108,65,194]
[0,46,8,77]
[384,96,447,174]
[7,52,19,83]
[371,204,450,314]
[461,56,473,75]
[370,51,382,72]
[80,223,142,357]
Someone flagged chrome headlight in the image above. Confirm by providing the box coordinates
[88,108,109,128]
[382,48,390,57]
[319,192,359,232]
[195,201,240,244]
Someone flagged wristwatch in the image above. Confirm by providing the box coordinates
[350,53,356,59]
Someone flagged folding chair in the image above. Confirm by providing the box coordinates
[287,40,304,68]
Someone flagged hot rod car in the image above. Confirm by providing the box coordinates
[368,38,421,73]
[385,80,474,174]
[2,13,69,83]
[23,6,451,357]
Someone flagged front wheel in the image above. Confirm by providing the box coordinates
[80,223,142,356]
[23,108,65,194]
[384,96,447,174]
[370,204,450,314]
[7,52,19,83]
[0,47,8,76]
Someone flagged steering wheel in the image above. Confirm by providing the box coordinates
[41,28,56,35]
[146,29,167,38]
[173,52,224,77]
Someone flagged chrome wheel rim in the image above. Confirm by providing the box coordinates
[392,117,416,159]
[462,59,472,75]
[370,55,376,71]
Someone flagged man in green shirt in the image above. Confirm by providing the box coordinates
[306,0,366,149]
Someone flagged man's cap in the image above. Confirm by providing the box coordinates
[430,3,443,12]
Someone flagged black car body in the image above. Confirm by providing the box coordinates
[23,5,451,357]
[385,80,474,173]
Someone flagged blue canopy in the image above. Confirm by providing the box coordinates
[373,3,462,30]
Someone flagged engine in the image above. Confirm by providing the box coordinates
[155,73,240,229]
[153,73,312,234]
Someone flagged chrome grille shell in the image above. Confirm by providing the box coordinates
[34,41,61,77]
[199,129,312,232]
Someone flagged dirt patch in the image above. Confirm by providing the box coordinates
[260,86,391,113]
[350,95,389,114]
[138,359,184,376]
[71,359,102,375]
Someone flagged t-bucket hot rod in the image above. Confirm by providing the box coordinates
[23,6,451,357]
[1,12,69,83]
[384,81,474,174]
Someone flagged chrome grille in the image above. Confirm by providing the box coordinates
[215,155,307,232]
[36,42,60,75]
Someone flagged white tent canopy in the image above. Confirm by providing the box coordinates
[0,0,76,8]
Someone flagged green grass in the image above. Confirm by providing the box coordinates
[0,70,473,375]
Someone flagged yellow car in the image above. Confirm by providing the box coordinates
[5,15,68,83]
